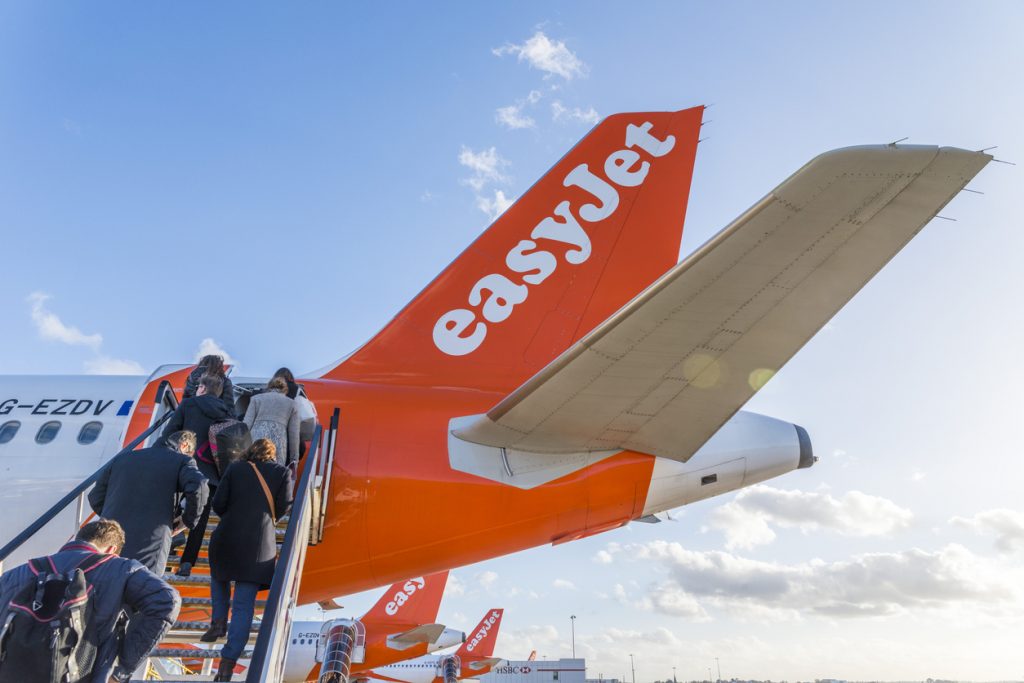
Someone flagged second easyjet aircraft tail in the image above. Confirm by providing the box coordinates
[361,571,448,625]
[457,608,503,659]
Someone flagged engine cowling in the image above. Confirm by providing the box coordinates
[641,411,814,516]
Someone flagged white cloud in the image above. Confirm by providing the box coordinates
[552,578,576,590]
[526,89,542,104]
[476,570,499,589]
[458,147,515,220]
[476,189,515,220]
[84,356,146,375]
[27,292,102,350]
[493,31,587,81]
[458,146,509,191]
[194,337,236,367]
[952,509,1024,553]
[498,624,560,659]
[709,485,913,550]
[629,540,1018,619]
[593,541,622,564]
[496,104,535,130]
[28,292,145,374]
[551,101,600,125]
[444,574,466,598]
[648,580,709,620]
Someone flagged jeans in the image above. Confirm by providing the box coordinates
[210,579,260,661]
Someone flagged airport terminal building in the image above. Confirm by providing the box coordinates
[480,659,586,683]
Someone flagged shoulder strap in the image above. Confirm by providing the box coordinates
[248,462,277,523]
[74,552,114,575]
[27,557,50,576]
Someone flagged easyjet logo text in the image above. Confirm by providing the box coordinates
[433,121,676,356]
[384,577,426,616]
[465,610,502,652]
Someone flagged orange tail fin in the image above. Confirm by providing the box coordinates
[361,571,448,625]
[323,107,704,392]
[457,608,503,658]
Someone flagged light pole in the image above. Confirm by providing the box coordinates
[570,614,576,658]
[630,653,636,683]
[707,668,712,683]
[672,667,677,683]
[715,658,721,683]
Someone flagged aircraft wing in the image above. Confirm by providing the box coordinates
[386,623,448,650]
[454,145,990,461]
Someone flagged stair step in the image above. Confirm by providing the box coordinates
[153,647,254,659]
[168,555,210,568]
[202,527,285,539]
[163,622,261,645]
[172,622,262,634]
[165,573,212,585]
[181,596,267,609]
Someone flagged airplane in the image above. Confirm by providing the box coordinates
[0,107,991,612]
[282,571,465,682]
[359,609,504,683]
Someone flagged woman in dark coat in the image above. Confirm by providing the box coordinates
[184,354,236,415]
[203,439,293,681]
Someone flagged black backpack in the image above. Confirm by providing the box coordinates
[0,553,111,683]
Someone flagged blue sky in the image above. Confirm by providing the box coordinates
[3,2,1024,679]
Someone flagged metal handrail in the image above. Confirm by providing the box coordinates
[317,408,340,543]
[247,423,324,682]
[0,406,178,563]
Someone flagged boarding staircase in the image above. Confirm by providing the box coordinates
[0,367,341,683]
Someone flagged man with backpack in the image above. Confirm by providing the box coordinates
[0,519,180,683]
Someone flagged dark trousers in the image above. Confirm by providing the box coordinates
[180,483,216,567]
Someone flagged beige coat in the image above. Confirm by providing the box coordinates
[243,391,300,465]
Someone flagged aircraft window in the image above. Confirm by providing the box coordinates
[0,421,20,444]
[36,421,61,444]
[77,421,103,445]
[700,473,718,486]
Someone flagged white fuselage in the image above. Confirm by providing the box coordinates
[366,654,447,683]
[0,375,146,566]
[282,620,464,683]
[0,372,812,575]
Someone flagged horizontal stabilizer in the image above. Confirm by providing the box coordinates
[386,623,447,650]
[455,145,990,461]
[469,657,504,670]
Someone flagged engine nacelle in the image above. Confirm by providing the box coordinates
[641,411,813,516]
[432,626,466,650]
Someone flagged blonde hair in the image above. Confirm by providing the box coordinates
[266,377,288,394]
[246,438,277,463]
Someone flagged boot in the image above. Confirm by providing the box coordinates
[176,561,193,577]
[200,618,228,642]
[214,658,236,682]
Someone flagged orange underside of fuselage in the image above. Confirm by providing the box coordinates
[299,378,655,603]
